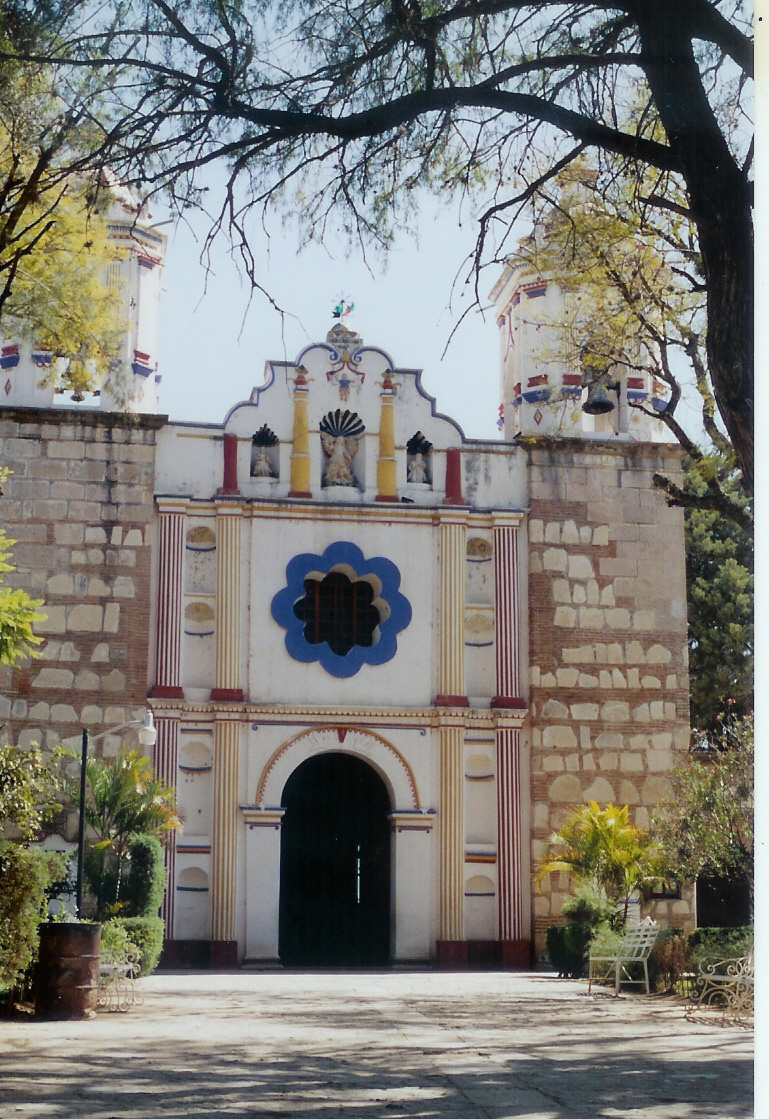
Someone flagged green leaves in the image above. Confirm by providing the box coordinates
[0,742,61,841]
[652,714,753,898]
[538,801,666,914]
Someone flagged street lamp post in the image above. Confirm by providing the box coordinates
[74,711,157,918]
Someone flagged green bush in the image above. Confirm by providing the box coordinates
[0,842,68,990]
[687,926,752,971]
[124,835,166,917]
[101,920,139,965]
[546,885,617,978]
[110,916,164,976]
[648,928,690,992]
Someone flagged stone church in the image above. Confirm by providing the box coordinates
[0,193,692,967]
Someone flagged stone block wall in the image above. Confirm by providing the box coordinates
[525,439,693,949]
[0,407,165,770]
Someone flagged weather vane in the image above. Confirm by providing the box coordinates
[332,298,355,321]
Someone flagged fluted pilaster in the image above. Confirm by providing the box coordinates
[212,505,243,701]
[151,502,185,698]
[211,717,240,942]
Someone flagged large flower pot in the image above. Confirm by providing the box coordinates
[35,923,101,1020]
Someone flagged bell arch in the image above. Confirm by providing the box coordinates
[256,725,421,810]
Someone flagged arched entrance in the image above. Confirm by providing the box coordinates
[279,752,391,967]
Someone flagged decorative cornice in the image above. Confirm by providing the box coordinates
[147,699,528,729]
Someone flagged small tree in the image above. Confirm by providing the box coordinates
[652,713,753,912]
[538,802,665,922]
[75,748,180,919]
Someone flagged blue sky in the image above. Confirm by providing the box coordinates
[154,195,503,440]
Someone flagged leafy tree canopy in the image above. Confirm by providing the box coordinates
[0,29,127,396]
[65,747,181,919]
[0,0,754,488]
[0,471,45,667]
[538,801,666,921]
[652,713,753,901]
[514,159,752,528]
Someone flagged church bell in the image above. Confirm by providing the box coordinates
[582,380,616,415]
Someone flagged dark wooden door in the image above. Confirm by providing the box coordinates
[279,752,391,966]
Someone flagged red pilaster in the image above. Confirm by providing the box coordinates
[444,447,463,505]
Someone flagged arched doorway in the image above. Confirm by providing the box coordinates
[279,752,391,967]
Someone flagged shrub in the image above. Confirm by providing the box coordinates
[123,835,166,917]
[110,916,164,976]
[687,926,752,970]
[101,920,139,965]
[0,842,68,990]
[649,929,690,992]
[546,885,617,978]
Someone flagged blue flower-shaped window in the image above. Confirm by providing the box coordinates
[271,541,412,677]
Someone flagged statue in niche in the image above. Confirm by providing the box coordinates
[252,446,274,477]
[407,453,428,483]
[319,409,365,487]
[250,424,278,478]
[406,430,433,484]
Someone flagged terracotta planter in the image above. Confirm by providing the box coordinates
[35,922,102,1020]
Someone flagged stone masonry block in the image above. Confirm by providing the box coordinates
[37,607,66,634]
[81,705,104,724]
[570,703,599,720]
[554,606,576,627]
[561,520,580,544]
[602,701,630,722]
[32,667,75,689]
[529,519,544,543]
[578,607,604,629]
[592,525,609,546]
[583,776,615,803]
[572,584,586,604]
[620,753,644,773]
[544,522,561,543]
[50,703,79,722]
[104,604,120,633]
[542,755,565,773]
[549,774,582,802]
[54,523,85,545]
[542,698,569,718]
[568,555,594,579]
[562,646,595,664]
[543,726,578,749]
[579,527,592,544]
[599,557,638,578]
[578,673,599,687]
[67,605,103,632]
[619,780,641,804]
[552,579,571,603]
[543,547,567,572]
[646,644,673,664]
[555,669,578,688]
[123,529,144,547]
[641,675,662,689]
[605,608,631,629]
[642,776,672,806]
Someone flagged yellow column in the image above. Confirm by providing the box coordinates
[437,517,467,705]
[436,515,467,963]
[439,725,465,945]
[289,366,312,497]
[376,372,397,501]
[212,504,243,701]
[211,715,240,947]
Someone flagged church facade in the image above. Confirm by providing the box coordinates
[0,203,693,967]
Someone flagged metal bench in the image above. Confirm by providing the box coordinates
[588,917,660,996]
[693,945,753,1018]
[97,953,143,1013]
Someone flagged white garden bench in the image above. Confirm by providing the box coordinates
[97,953,143,1013]
[588,917,660,996]
[693,945,753,1018]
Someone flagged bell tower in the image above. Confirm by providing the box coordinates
[0,180,166,415]
[490,259,668,443]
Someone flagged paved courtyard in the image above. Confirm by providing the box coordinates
[0,971,754,1118]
